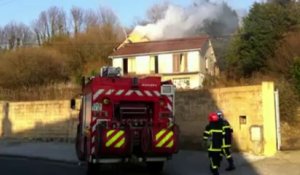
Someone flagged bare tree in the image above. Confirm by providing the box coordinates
[48,6,67,36]
[98,6,119,26]
[0,27,4,47]
[3,22,34,49]
[33,6,68,44]
[84,9,100,30]
[33,11,51,44]
[70,6,84,34]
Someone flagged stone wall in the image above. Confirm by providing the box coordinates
[176,82,277,156]
[0,82,277,155]
[0,100,77,141]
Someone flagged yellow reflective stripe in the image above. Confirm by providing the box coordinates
[107,130,115,137]
[222,145,231,148]
[106,131,124,147]
[114,138,125,148]
[203,137,208,139]
[210,129,223,133]
[208,148,222,151]
[156,129,167,141]
[204,131,210,134]
[210,158,217,169]
[166,140,174,148]
[156,131,174,147]
[222,149,227,157]
[223,126,231,129]
[222,139,225,146]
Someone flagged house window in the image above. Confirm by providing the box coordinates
[173,53,187,73]
[154,55,159,73]
[123,58,128,74]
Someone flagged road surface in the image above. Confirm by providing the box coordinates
[0,156,162,175]
[0,150,261,175]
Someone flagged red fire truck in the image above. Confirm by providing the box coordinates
[71,67,179,174]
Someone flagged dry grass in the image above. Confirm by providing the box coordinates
[0,84,80,101]
[281,121,300,150]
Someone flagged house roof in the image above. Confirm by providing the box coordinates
[109,36,210,58]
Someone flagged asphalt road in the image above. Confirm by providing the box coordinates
[0,157,165,175]
[1,149,300,175]
[0,157,85,175]
[0,151,263,175]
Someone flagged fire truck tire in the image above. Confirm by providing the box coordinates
[147,161,164,173]
[75,124,86,161]
[86,163,100,175]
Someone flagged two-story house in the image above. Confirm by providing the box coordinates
[109,36,218,89]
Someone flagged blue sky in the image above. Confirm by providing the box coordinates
[0,0,261,27]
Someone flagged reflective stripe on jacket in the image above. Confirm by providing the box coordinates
[222,119,233,148]
[203,121,224,152]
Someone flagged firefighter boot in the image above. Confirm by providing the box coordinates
[225,157,235,171]
[210,166,219,175]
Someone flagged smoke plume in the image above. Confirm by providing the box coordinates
[132,0,239,40]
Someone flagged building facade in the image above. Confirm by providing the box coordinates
[109,36,218,89]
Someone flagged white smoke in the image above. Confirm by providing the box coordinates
[132,1,232,40]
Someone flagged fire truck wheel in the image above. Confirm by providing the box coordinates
[86,162,100,175]
[147,161,164,173]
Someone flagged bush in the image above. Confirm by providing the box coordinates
[46,25,120,83]
[0,48,70,88]
[276,78,300,122]
[291,58,300,93]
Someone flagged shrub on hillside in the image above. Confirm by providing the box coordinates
[275,78,300,122]
[45,25,121,83]
[0,48,70,88]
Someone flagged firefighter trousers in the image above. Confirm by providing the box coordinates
[222,147,234,166]
[208,151,222,175]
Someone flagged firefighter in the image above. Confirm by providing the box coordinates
[203,112,224,175]
[217,111,235,171]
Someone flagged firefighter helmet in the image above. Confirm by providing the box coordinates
[208,112,219,122]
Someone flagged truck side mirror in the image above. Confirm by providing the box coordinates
[70,99,76,109]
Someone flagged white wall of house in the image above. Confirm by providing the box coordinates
[136,56,150,74]
[112,58,123,73]
[187,51,200,72]
[111,47,215,88]
[158,54,173,73]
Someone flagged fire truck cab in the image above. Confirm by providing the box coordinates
[71,67,179,174]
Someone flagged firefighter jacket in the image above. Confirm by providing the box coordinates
[222,119,233,148]
[203,121,224,152]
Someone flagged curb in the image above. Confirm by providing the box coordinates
[0,154,81,166]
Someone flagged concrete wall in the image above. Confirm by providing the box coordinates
[176,82,277,156]
[0,100,77,141]
[0,82,277,156]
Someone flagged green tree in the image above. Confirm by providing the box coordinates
[226,3,297,77]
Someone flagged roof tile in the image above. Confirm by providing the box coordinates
[110,36,209,58]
